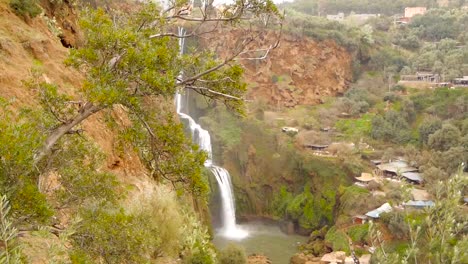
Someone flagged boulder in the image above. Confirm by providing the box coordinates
[248,254,272,264]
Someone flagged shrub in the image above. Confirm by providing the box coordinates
[347,224,369,244]
[71,206,161,263]
[325,227,350,253]
[9,0,41,18]
[218,244,247,264]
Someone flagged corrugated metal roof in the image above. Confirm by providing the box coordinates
[402,172,423,183]
[377,161,418,174]
[403,200,435,207]
[365,203,392,218]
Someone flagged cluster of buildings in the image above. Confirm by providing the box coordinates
[351,159,435,224]
[400,73,468,87]
[325,6,426,24]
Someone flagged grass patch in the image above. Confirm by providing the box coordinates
[335,113,374,140]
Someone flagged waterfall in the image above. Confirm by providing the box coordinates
[175,28,248,240]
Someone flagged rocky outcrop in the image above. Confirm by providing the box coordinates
[290,253,323,264]
[248,254,272,264]
[203,29,352,108]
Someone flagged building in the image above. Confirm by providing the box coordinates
[326,13,345,21]
[401,172,423,185]
[304,144,329,151]
[352,215,368,225]
[400,72,441,83]
[403,200,435,208]
[377,161,418,177]
[404,7,427,18]
[453,76,468,86]
[365,203,392,219]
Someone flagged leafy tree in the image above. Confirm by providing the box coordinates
[71,205,161,263]
[418,117,442,145]
[428,124,461,151]
[30,0,280,195]
[434,147,468,175]
[410,9,461,41]
[371,110,411,144]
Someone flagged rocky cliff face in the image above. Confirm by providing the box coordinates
[205,29,352,107]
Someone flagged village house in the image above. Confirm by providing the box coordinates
[352,215,368,225]
[404,7,427,19]
[354,173,380,188]
[403,189,435,209]
[304,144,329,151]
[401,171,423,185]
[365,203,392,219]
[400,72,441,83]
[376,161,418,178]
[403,200,435,209]
[453,76,468,86]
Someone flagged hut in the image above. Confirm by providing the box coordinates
[352,215,368,225]
[355,173,380,188]
[304,144,329,151]
[377,161,418,177]
[401,172,423,185]
[365,203,392,219]
[403,200,435,208]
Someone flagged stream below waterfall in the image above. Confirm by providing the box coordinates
[213,222,307,263]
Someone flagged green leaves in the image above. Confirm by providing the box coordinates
[0,195,23,263]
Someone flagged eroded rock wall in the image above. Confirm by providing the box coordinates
[204,29,352,107]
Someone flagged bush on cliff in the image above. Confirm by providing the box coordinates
[10,0,41,18]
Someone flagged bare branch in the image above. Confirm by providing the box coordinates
[185,85,243,101]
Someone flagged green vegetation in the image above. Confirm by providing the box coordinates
[9,0,41,19]
[335,113,374,139]
[325,226,350,254]
[218,244,248,264]
[0,195,23,263]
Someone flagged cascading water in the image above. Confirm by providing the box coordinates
[175,27,248,240]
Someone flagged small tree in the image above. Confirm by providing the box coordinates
[218,244,248,264]
[428,124,461,151]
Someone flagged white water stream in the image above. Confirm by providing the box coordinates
[175,28,248,240]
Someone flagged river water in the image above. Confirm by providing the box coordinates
[213,222,307,263]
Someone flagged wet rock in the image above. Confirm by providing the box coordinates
[280,220,295,235]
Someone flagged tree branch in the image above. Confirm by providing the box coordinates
[34,102,103,166]
[185,85,243,101]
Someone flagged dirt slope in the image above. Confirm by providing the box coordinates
[0,0,146,184]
